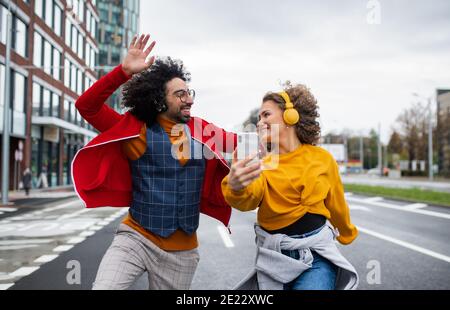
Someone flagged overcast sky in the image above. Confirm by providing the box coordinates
[139,0,450,143]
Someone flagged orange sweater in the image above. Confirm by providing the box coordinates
[221,144,358,245]
[121,116,198,251]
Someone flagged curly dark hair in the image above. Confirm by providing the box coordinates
[262,82,321,145]
[121,57,191,126]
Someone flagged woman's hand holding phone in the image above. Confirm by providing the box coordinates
[227,150,262,192]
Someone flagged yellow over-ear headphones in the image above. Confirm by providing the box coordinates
[279,91,300,126]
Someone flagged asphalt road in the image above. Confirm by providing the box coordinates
[1,192,449,290]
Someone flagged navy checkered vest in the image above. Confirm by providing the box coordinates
[129,122,206,237]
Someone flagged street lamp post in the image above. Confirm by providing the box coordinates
[344,135,348,175]
[1,1,12,205]
[378,123,382,177]
[360,135,364,173]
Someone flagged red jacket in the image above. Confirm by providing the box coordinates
[71,65,237,227]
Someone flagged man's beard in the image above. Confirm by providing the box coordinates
[170,110,191,124]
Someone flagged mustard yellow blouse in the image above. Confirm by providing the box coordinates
[221,144,358,244]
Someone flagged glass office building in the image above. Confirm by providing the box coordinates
[97,0,139,111]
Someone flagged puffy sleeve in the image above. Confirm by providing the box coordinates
[221,174,265,212]
[325,159,358,245]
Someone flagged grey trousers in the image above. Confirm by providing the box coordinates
[92,224,200,290]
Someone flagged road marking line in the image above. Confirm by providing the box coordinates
[404,203,428,210]
[347,197,450,220]
[358,226,450,263]
[11,217,25,221]
[57,209,92,221]
[0,245,39,250]
[89,225,104,231]
[0,239,54,245]
[363,196,383,202]
[79,230,96,237]
[34,255,59,263]
[0,207,17,212]
[67,237,86,244]
[344,192,353,197]
[9,267,40,277]
[53,245,74,252]
[217,225,234,248]
[42,199,81,213]
[0,273,14,281]
[0,283,14,290]
[97,221,110,226]
[0,201,79,223]
[348,204,371,212]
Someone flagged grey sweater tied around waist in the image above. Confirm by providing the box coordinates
[234,223,359,290]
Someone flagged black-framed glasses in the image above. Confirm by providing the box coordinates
[173,89,195,103]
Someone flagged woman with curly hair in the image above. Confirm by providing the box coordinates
[221,84,359,290]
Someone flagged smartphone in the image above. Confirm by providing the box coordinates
[237,132,260,165]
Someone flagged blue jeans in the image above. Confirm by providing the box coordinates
[281,225,337,290]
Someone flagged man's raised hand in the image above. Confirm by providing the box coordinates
[122,34,156,76]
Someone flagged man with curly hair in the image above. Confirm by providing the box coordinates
[72,34,237,289]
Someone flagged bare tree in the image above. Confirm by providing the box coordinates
[395,102,435,172]
[388,130,403,155]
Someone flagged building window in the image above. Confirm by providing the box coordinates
[65,18,71,46]
[64,58,70,88]
[71,25,77,52]
[78,0,84,23]
[32,82,62,119]
[14,17,27,58]
[52,48,61,80]
[31,136,41,187]
[63,99,70,122]
[34,0,44,18]
[77,69,83,94]
[0,64,5,108]
[43,40,52,75]
[1,5,8,45]
[91,48,96,69]
[34,31,61,80]
[77,33,83,58]
[70,99,76,124]
[44,0,53,28]
[86,9,91,33]
[54,3,62,36]
[85,43,91,70]
[32,82,41,116]
[52,93,60,118]
[70,63,76,92]
[13,72,26,113]
[33,32,43,68]
[50,142,60,186]
[42,88,51,116]
[91,17,96,38]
